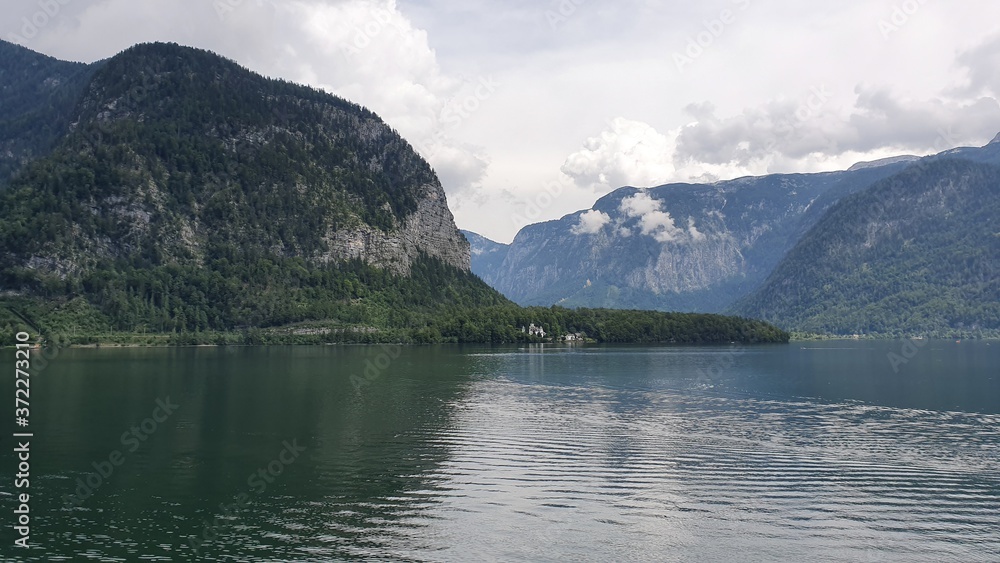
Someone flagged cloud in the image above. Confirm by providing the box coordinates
[282,0,493,193]
[674,86,1000,169]
[570,209,611,235]
[6,0,491,197]
[6,0,1000,244]
[687,217,705,241]
[561,117,676,191]
[845,88,1000,153]
[619,192,684,243]
[619,190,661,217]
[957,33,1000,98]
[419,138,491,195]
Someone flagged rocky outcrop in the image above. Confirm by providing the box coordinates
[324,183,470,275]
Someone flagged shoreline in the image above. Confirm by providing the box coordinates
[3,336,997,350]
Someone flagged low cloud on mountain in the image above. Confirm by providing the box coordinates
[570,209,612,235]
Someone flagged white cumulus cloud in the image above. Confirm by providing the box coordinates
[570,209,611,235]
[561,117,677,191]
[687,217,706,241]
[619,192,684,243]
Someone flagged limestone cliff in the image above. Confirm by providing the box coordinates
[325,184,470,275]
[0,41,470,282]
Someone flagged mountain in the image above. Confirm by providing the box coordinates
[0,40,98,184]
[474,164,918,312]
[2,42,469,277]
[0,41,480,334]
[0,41,788,345]
[461,230,508,286]
[847,155,919,171]
[734,158,1000,337]
[469,139,1000,316]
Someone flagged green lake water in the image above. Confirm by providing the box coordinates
[3,341,999,561]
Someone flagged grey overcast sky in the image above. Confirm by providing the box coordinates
[4,0,1000,241]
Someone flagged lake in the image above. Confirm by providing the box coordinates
[3,340,999,561]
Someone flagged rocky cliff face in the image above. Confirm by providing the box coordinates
[326,185,470,275]
[477,172,872,312]
[469,136,1000,313]
[0,41,470,282]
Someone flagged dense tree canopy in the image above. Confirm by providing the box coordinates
[736,159,1000,338]
[0,41,787,346]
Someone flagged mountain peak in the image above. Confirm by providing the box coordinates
[847,155,919,172]
[2,39,471,277]
[989,132,1000,145]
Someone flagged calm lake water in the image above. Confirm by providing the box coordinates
[3,341,999,561]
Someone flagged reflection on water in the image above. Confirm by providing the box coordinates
[2,342,998,561]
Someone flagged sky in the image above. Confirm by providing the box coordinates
[4,0,1000,242]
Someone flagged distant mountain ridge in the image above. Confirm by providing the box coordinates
[461,230,509,287]
[735,158,1000,337]
[847,155,919,171]
[464,136,1000,330]
[467,161,916,311]
[0,40,98,184]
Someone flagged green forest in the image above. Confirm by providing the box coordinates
[735,159,1000,338]
[0,41,788,347]
[0,252,788,346]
